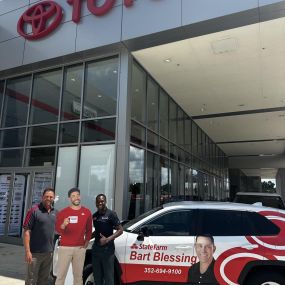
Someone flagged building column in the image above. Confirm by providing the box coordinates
[113,46,133,220]
[276,168,285,199]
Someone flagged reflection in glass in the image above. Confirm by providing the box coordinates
[0,128,26,148]
[159,137,168,156]
[185,168,193,200]
[131,63,146,123]
[78,144,115,211]
[159,90,168,138]
[0,150,23,167]
[59,122,79,144]
[147,78,159,131]
[28,124,57,146]
[146,152,159,212]
[2,76,31,127]
[61,64,83,121]
[185,118,192,153]
[0,174,12,235]
[83,57,118,118]
[130,121,145,146]
[160,156,169,205]
[128,146,144,219]
[55,147,78,210]
[177,108,184,147]
[170,161,178,201]
[169,99,177,143]
[0,81,5,119]
[30,69,62,124]
[147,130,158,152]
[26,147,55,166]
[81,119,116,142]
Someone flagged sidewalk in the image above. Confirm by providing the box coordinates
[0,243,25,285]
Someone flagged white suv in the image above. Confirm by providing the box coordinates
[54,201,285,285]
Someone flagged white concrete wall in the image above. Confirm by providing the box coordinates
[0,0,284,71]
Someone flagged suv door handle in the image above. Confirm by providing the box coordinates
[175,245,193,249]
[241,244,258,250]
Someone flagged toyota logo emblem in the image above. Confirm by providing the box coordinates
[17,1,63,40]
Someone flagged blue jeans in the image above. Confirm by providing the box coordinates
[92,244,115,285]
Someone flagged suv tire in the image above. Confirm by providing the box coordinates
[245,271,285,285]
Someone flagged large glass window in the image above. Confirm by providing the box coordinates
[147,78,159,132]
[169,99,177,143]
[83,57,118,118]
[78,144,115,211]
[30,69,62,124]
[61,64,83,121]
[159,90,168,138]
[0,81,4,111]
[0,149,23,167]
[0,128,26,148]
[177,108,184,147]
[81,118,116,142]
[59,122,79,144]
[128,146,145,219]
[160,157,169,204]
[146,152,159,212]
[55,146,78,210]
[26,147,55,166]
[2,76,31,127]
[131,121,146,146]
[131,63,146,124]
[28,125,57,146]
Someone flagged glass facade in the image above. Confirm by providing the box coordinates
[129,61,229,218]
[0,56,118,169]
[0,56,119,211]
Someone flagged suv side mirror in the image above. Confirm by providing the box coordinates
[137,225,150,241]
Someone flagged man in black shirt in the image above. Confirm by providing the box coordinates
[92,194,123,285]
[188,235,219,285]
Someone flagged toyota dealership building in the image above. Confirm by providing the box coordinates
[0,0,284,244]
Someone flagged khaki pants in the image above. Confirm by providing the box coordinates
[55,246,86,285]
[25,252,53,285]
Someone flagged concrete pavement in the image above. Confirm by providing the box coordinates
[0,242,25,285]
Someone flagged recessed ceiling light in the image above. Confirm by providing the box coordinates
[238,104,245,107]
[164,58,172,63]
[281,99,285,102]
[113,70,117,74]
[135,88,139,92]
[71,78,76,82]
[97,94,102,98]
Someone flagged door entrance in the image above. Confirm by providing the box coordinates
[0,168,54,244]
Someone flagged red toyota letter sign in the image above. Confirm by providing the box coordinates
[17,1,63,40]
[18,0,136,40]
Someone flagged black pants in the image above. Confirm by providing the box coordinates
[92,244,115,285]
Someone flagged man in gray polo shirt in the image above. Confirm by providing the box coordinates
[23,188,58,285]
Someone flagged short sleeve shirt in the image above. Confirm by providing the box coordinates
[188,260,219,285]
[93,208,121,250]
[23,203,57,253]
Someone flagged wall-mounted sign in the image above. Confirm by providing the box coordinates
[17,0,135,40]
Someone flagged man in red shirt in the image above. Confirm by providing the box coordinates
[55,188,92,285]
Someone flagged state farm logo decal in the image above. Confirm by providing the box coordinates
[17,1,63,40]
[17,0,136,40]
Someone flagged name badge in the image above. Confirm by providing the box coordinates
[69,216,78,223]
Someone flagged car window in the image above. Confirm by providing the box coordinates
[196,209,280,236]
[137,210,196,236]
[123,206,163,230]
[243,211,280,236]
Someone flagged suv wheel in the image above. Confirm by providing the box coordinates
[245,271,285,285]
[83,264,94,285]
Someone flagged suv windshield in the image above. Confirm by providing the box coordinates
[123,206,162,230]
[234,195,285,209]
